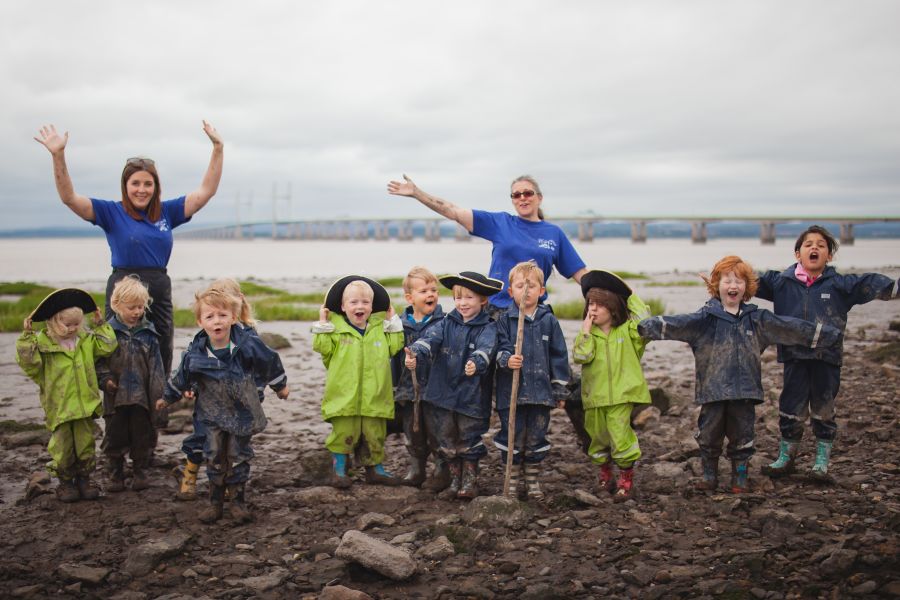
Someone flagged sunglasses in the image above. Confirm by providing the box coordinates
[126,157,156,168]
[510,190,537,199]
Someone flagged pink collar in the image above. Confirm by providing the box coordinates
[794,263,820,287]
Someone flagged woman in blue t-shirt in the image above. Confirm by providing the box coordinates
[34,121,224,374]
[387,174,587,313]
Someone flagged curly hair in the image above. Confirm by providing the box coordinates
[706,255,758,301]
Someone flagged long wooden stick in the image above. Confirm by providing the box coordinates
[503,280,530,497]
[411,366,421,433]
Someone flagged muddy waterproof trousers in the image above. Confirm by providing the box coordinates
[47,418,97,479]
[494,405,552,465]
[585,404,642,468]
[696,399,755,461]
[779,360,840,442]
[325,416,388,466]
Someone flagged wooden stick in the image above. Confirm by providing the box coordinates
[503,279,530,497]
[411,365,421,433]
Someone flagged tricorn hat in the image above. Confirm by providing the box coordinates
[324,275,391,314]
[438,271,504,297]
[29,288,98,322]
[580,270,632,298]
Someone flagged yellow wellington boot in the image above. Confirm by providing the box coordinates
[176,459,201,501]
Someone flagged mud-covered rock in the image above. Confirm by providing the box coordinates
[334,530,416,580]
[122,531,192,576]
[462,495,532,529]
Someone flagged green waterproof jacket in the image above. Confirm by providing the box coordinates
[572,294,651,409]
[312,312,404,421]
[16,323,117,431]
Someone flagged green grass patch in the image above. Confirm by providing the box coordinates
[0,420,45,433]
[867,341,900,365]
[376,276,405,288]
[552,297,665,320]
[612,271,648,280]
[645,280,704,287]
[0,282,107,333]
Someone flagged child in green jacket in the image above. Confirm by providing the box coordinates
[16,289,117,502]
[572,271,651,502]
[312,276,405,488]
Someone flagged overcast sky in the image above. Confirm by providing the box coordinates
[2,1,898,231]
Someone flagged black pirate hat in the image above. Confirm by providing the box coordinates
[324,275,391,314]
[580,270,632,299]
[438,271,504,297]
[29,288,98,322]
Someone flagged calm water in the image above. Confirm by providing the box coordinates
[2,237,898,284]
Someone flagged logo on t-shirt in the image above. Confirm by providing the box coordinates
[537,238,556,251]
[156,218,170,233]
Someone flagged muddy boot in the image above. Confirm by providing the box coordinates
[365,464,400,486]
[440,459,463,499]
[598,462,617,494]
[76,474,101,500]
[730,460,750,493]
[457,460,479,499]
[809,439,834,481]
[131,464,150,491]
[176,458,201,500]
[761,438,800,478]
[107,457,126,493]
[199,484,224,524]
[56,479,80,503]
[613,466,634,503]
[504,463,522,498]
[423,458,451,492]
[523,463,544,501]
[401,457,427,487]
[228,483,253,523]
[329,453,352,489]
[694,456,719,491]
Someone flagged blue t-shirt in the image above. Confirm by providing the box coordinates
[471,210,586,308]
[90,197,191,268]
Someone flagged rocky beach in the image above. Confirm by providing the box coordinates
[0,267,898,600]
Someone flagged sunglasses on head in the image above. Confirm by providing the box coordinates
[126,157,156,168]
[510,190,537,199]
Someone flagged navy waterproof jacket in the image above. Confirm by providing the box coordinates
[390,304,445,405]
[495,303,570,410]
[96,316,165,418]
[410,308,497,419]
[757,265,894,366]
[638,298,841,405]
[165,324,287,436]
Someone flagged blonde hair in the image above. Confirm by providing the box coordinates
[193,288,240,322]
[452,285,488,306]
[508,260,544,287]
[403,267,438,293]
[46,307,84,341]
[111,275,151,318]
[343,280,374,301]
[208,278,256,327]
[706,255,759,301]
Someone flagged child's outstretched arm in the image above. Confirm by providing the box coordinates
[755,269,779,302]
[757,311,842,351]
[835,272,896,306]
[637,310,706,345]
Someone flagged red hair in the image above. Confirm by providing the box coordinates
[706,255,758,301]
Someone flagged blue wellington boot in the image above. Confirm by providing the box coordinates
[809,439,834,481]
[365,463,399,486]
[761,438,800,478]
[330,453,352,489]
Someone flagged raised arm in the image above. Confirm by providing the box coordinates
[184,120,224,218]
[34,125,94,222]
[387,175,474,232]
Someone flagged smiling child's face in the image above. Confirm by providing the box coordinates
[795,232,832,277]
[404,277,439,319]
[718,271,747,313]
[342,287,373,328]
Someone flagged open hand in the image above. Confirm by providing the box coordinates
[387,174,417,197]
[34,124,68,154]
[464,360,476,376]
[202,120,223,146]
[404,347,417,370]
[507,354,523,370]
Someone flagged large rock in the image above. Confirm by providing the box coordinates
[334,530,416,580]
[649,461,685,478]
[414,536,455,561]
[357,512,396,530]
[122,532,192,576]
[2,430,50,448]
[57,563,109,585]
[461,496,532,529]
[319,584,374,600]
[632,406,661,429]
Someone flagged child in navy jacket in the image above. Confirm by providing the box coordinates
[494,261,569,500]
[390,267,446,488]
[639,256,841,493]
[405,271,502,499]
[756,225,895,480]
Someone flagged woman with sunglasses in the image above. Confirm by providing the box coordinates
[34,121,224,375]
[387,174,587,314]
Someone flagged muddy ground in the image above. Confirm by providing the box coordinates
[0,274,898,599]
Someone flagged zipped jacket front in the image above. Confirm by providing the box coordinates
[390,305,445,405]
[96,316,165,418]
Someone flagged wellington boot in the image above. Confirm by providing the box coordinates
[401,457,427,487]
[809,439,834,482]
[523,463,544,501]
[730,460,750,494]
[228,484,253,523]
[440,459,462,499]
[423,458,451,492]
[694,456,719,491]
[329,453,353,489]
[176,459,201,501]
[56,479,80,503]
[613,467,634,503]
[504,463,522,499]
[365,464,400,486]
[598,462,617,494]
[131,466,150,491]
[107,457,126,493]
[199,484,224,524]
[457,461,479,499]
[761,438,800,478]
[76,475,101,500]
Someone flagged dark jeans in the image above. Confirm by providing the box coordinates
[779,360,841,442]
[399,400,430,460]
[106,268,173,375]
[494,405,552,464]
[204,427,253,486]
[696,400,756,461]
[180,412,208,464]
[424,403,489,462]
[101,404,155,468]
